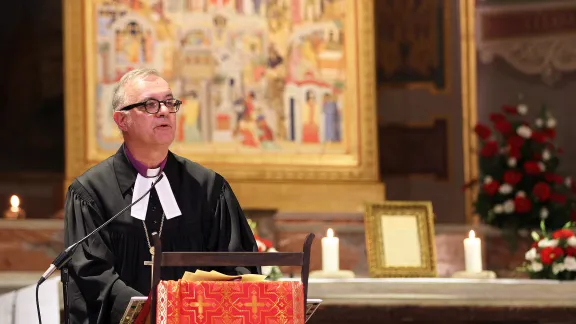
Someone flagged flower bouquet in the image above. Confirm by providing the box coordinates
[247,219,283,281]
[465,103,576,234]
[521,221,576,280]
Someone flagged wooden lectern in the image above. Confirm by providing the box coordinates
[149,232,315,324]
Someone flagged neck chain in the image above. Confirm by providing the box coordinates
[142,213,165,256]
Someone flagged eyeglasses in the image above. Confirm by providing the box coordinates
[119,98,182,114]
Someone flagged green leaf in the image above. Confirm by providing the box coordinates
[540,220,547,235]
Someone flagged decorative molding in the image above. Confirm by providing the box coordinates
[476,1,576,86]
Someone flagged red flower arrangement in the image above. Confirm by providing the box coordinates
[521,221,576,280]
[465,103,576,233]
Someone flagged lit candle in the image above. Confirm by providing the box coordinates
[321,228,339,272]
[4,195,25,219]
[464,230,483,273]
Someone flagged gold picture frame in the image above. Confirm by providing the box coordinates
[364,201,437,278]
[63,0,381,193]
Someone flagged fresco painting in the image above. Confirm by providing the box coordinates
[91,0,348,155]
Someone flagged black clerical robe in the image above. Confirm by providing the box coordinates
[64,146,259,324]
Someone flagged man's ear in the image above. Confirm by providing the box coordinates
[113,111,130,132]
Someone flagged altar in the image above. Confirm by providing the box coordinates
[1,272,575,324]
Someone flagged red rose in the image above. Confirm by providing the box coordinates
[532,182,551,201]
[567,246,576,256]
[514,196,532,213]
[509,146,521,158]
[552,229,574,239]
[540,247,564,265]
[507,135,525,148]
[502,105,518,114]
[531,132,546,143]
[550,193,567,204]
[489,113,506,123]
[474,124,491,140]
[480,141,499,157]
[523,161,542,174]
[544,128,556,139]
[494,120,512,135]
[503,170,522,185]
[482,181,500,196]
[544,173,563,184]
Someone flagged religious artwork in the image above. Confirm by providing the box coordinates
[364,201,437,278]
[375,0,449,92]
[87,0,348,155]
[65,0,380,197]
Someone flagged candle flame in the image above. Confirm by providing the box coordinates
[327,228,334,238]
[469,230,476,239]
[10,195,19,209]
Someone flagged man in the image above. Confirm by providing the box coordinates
[64,68,258,324]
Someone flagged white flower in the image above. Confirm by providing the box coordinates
[530,262,543,272]
[517,104,528,115]
[516,191,526,197]
[503,200,515,213]
[538,162,546,171]
[525,247,538,261]
[508,158,517,167]
[517,125,532,138]
[547,118,557,128]
[540,207,549,219]
[566,177,573,188]
[567,236,576,247]
[484,176,493,184]
[535,118,544,127]
[553,262,566,274]
[564,256,576,271]
[499,184,513,195]
[538,239,559,248]
[268,247,278,252]
[493,204,503,213]
[542,149,551,161]
[261,266,273,276]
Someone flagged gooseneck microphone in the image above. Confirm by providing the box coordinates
[36,174,164,324]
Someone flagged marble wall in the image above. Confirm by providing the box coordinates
[0,215,531,279]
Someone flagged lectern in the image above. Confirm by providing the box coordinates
[148,232,315,323]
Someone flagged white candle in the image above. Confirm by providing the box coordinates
[321,228,339,272]
[464,230,483,273]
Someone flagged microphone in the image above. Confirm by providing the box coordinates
[38,173,165,285]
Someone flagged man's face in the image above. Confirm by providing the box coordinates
[113,75,176,146]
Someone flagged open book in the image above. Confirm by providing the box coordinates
[120,270,321,323]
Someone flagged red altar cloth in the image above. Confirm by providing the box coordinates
[156,280,305,324]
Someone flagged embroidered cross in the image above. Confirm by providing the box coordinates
[243,295,265,314]
[189,294,211,314]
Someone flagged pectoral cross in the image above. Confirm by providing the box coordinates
[144,250,154,287]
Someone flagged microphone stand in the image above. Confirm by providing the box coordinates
[36,174,164,324]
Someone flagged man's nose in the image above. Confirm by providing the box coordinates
[156,103,170,116]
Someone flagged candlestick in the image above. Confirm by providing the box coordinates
[321,228,339,272]
[4,195,25,219]
[464,230,482,273]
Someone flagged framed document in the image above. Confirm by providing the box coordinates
[364,201,437,277]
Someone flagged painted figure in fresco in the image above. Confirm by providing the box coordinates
[268,43,283,69]
[302,90,319,143]
[256,115,276,149]
[180,92,202,142]
[304,0,316,21]
[322,93,340,142]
